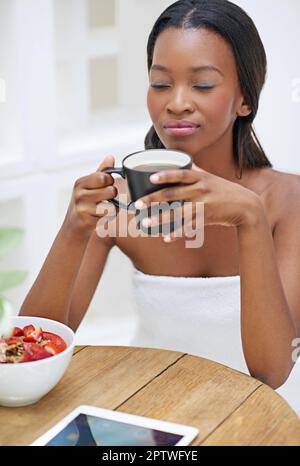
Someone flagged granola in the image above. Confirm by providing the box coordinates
[0,325,67,363]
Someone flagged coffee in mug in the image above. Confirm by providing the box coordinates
[103,149,193,234]
[132,163,180,172]
[103,149,192,211]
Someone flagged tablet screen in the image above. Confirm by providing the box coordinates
[45,413,183,446]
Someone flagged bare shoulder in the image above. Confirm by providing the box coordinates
[263,168,300,225]
[245,167,300,229]
[250,166,300,192]
[270,168,300,189]
[268,168,300,206]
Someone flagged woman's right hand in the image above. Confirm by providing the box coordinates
[63,155,118,238]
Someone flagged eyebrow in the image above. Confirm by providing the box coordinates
[150,64,224,77]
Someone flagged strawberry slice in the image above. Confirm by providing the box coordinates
[23,342,52,362]
[42,331,67,354]
[23,325,35,336]
[21,351,32,363]
[5,337,22,345]
[44,341,60,356]
[12,327,24,337]
[23,325,43,342]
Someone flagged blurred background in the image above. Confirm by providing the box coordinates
[0,0,300,350]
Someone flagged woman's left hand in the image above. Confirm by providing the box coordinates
[134,163,264,241]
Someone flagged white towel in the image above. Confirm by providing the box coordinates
[130,265,248,373]
[129,264,300,417]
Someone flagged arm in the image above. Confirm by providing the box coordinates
[237,192,299,389]
[19,224,91,324]
[19,155,118,327]
[19,227,114,329]
[134,166,300,389]
[67,231,114,331]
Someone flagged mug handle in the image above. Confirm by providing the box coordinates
[103,167,136,212]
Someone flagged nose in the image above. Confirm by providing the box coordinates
[166,86,195,114]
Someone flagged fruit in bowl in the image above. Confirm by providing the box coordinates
[0,316,75,407]
[0,325,67,363]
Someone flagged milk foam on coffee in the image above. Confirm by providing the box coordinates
[123,150,191,170]
[133,163,180,172]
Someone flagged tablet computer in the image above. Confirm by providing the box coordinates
[31,405,199,446]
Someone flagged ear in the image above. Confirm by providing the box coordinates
[237,98,252,117]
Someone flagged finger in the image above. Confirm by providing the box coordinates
[96,200,118,221]
[78,204,107,220]
[79,172,115,190]
[96,155,116,186]
[79,185,118,202]
[142,200,200,230]
[149,168,201,184]
[191,162,206,173]
[96,155,115,173]
[141,203,185,229]
[135,181,207,208]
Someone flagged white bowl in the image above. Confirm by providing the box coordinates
[0,316,75,407]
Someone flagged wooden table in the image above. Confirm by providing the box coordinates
[1,346,300,446]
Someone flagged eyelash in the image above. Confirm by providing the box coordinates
[150,84,215,91]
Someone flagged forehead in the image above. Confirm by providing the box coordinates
[152,27,237,75]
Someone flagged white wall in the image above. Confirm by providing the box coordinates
[235,0,300,173]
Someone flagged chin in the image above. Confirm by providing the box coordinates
[163,139,199,155]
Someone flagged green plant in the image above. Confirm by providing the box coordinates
[0,228,27,336]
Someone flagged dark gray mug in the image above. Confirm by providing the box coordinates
[103,149,193,234]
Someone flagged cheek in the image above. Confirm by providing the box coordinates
[147,88,164,122]
[204,90,236,126]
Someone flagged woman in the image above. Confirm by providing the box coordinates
[20,0,300,396]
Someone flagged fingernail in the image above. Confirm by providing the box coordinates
[150,174,160,182]
[135,200,145,210]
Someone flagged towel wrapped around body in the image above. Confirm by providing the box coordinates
[129,264,300,417]
[130,265,248,373]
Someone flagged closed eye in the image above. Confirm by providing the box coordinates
[150,84,215,91]
[193,85,215,91]
[150,84,171,89]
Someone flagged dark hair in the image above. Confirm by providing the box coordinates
[144,0,272,175]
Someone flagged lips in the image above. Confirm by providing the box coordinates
[163,120,200,138]
[163,120,200,129]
